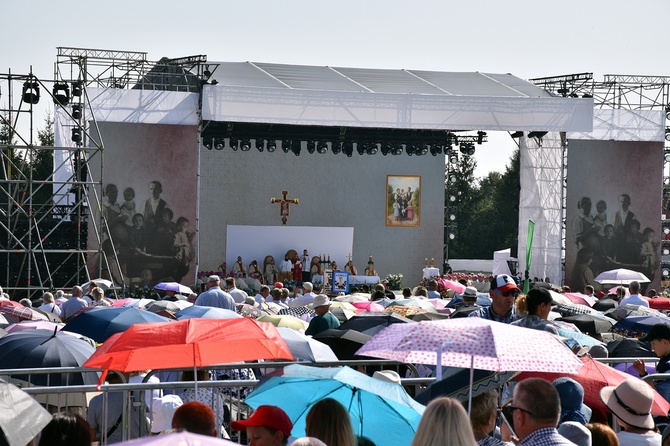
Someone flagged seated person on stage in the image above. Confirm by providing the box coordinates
[248,260,264,284]
[264,256,280,285]
[344,259,357,276]
[364,256,377,276]
[305,295,340,336]
[231,256,246,278]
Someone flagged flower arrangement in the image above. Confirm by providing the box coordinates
[385,273,403,290]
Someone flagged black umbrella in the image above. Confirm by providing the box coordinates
[592,298,618,312]
[607,338,654,358]
[604,304,663,321]
[414,367,517,405]
[339,312,414,336]
[312,329,372,360]
[408,312,451,321]
[0,329,98,386]
[449,306,480,319]
[557,314,615,334]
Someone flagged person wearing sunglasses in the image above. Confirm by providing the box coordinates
[509,378,577,445]
[468,274,521,324]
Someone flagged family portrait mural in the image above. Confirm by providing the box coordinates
[386,175,421,227]
[89,122,199,288]
[565,139,663,292]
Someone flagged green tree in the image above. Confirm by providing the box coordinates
[33,113,54,211]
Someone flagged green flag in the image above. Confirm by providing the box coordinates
[524,220,535,294]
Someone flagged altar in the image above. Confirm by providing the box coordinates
[313,274,380,286]
[423,267,440,279]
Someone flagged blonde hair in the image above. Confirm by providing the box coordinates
[411,397,477,446]
[515,294,528,315]
[42,292,55,304]
[305,398,356,446]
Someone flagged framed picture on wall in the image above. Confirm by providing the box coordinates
[386,175,421,227]
[332,271,349,293]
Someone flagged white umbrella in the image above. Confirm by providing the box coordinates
[595,268,650,284]
[0,380,52,445]
[81,278,114,290]
[275,327,339,362]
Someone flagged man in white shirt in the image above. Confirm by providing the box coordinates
[253,285,270,305]
[279,256,293,282]
[225,277,248,304]
[60,286,89,322]
[289,282,317,307]
[619,281,649,307]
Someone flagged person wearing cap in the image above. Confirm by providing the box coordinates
[151,395,183,434]
[552,378,591,426]
[468,274,520,324]
[633,323,670,402]
[620,281,650,307]
[511,288,558,335]
[599,378,661,445]
[448,286,480,310]
[194,275,236,310]
[511,378,577,446]
[231,405,293,446]
[305,295,340,336]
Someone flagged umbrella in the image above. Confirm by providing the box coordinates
[312,329,372,360]
[63,307,172,343]
[409,312,452,321]
[111,297,138,307]
[145,299,193,314]
[607,338,654,359]
[83,318,293,373]
[115,430,238,445]
[383,306,428,318]
[448,306,480,319]
[563,292,597,307]
[33,308,63,323]
[153,281,194,295]
[554,302,598,317]
[81,278,114,290]
[333,294,370,303]
[0,380,52,446]
[595,268,650,284]
[515,356,670,416]
[592,298,618,312]
[351,301,385,312]
[236,303,264,319]
[604,304,663,321]
[648,298,670,311]
[244,364,425,446]
[258,314,309,331]
[6,320,65,333]
[0,300,21,308]
[277,306,314,318]
[339,312,414,336]
[415,368,518,405]
[0,305,49,323]
[329,306,356,322]
[438,279,465,294]
[548,290,573,306]
[356,318,583,375]
[0,314,9,327]
[175,305,241,320]
[426,298,448,311]
[0,329,98,386]
[556,327,605,348]
[610,315,670,338]
[556,314,615,334]
[387,299,438,313]
[275,327,338,362]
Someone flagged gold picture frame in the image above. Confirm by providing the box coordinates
[386,175,421,227]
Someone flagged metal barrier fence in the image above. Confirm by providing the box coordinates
[2,360,425,444]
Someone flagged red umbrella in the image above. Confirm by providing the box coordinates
[84,317,293,373]
[515,356,670,416]
[647,298,670,311]
[0,300,22,308]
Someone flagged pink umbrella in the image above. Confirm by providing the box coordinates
[427,298,448,310]
[351,301,385,312]
[111,298,136,307]
[609,286,630,297]
[563,292,597,307]
[356,318,583,375]
[0,306,48,323]
[438,279,465,294]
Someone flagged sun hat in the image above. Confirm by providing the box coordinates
[463,287,478,298]
[558,421,591,446]
[372,370,402,385]
[600,378,655,430]
[552,378,592,425]
[312,294,331,308]
[490,274,520,293]
[231,405,293,438]
[151,395,183,433]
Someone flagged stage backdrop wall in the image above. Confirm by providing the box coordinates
[565,139,663,292]
[199,144,445,287]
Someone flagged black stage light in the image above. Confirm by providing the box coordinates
[203,139,212,150]
[256,139,265,152]
[53,82,70,105]
[332,142,341,155]
[290,140,301,156]
[307,141,316,154]
[72,104,82,120]
[510,131,524,139]
[230,140,239,151]
[357,143,365,156]
[71,128,82,143]
[342,142,353,158]
[267,140,277,152]
[240,139,251,151]
[477,131,486,144]
[22,81,40,104]
[527,131,548,139]
[368,143,379,155]
[71,81,82,97]
[317,141,328,154]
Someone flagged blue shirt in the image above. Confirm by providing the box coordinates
[468,305,518,324]
[194,286,236,311]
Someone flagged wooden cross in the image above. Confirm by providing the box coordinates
[270,190,299,225]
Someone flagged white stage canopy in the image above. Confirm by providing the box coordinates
[202,62,593,132]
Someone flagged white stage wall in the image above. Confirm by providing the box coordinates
[226,225,354,271]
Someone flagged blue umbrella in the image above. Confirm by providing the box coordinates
[0,329,98,386]
[244,364,424,446]
[175,305,241,320]
[611,315,670,338]
[63,307,171,342]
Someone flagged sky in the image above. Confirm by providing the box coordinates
[2,0,669,178]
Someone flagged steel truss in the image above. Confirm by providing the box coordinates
[530,73,670,281]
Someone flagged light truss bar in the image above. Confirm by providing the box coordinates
[57,47,147,62]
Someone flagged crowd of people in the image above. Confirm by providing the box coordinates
[4,270,670,445]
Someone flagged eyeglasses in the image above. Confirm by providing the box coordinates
[507,405,533,416]
[495,289,519,298]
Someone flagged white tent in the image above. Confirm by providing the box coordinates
[492,249,516,276]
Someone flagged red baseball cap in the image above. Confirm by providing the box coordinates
[274,282,284,289]
[491,274,521,293]
[231,405,293,438]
